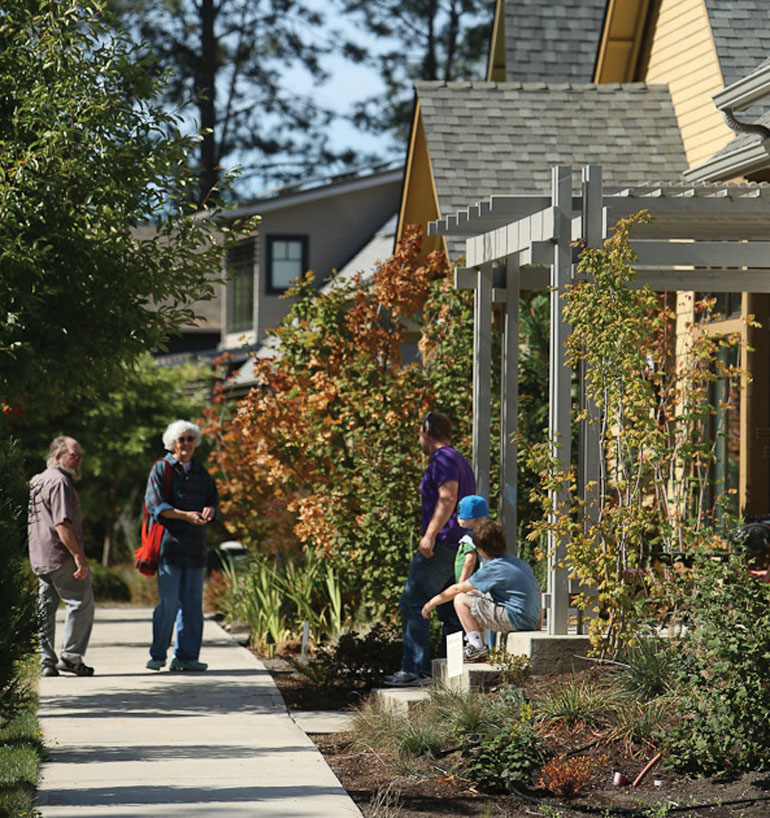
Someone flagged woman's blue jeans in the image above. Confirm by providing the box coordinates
[150,561,205,662]
[399,540,462,674]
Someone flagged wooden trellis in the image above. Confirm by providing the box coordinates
[430,165,770,634]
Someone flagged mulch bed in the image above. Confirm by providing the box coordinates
[258,653,770,817]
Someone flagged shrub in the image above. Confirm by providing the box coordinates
[88,561,131,602]
[462,724,544,792]
[488,648,532,686]
[0,439,37,722]
[292,622,403,688]
[664,553,770,775]
[538,753,607,798]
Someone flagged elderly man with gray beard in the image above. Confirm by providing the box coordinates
[28,436,95,677]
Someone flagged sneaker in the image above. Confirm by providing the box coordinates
[382,670,431,687]
[56,658,94,676]
[41,665,59,678]
[463,643,489,662]
[146,658,165,671]
[170,658,208,672]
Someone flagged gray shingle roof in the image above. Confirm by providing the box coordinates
[503,0,606,82]
[704,1,770,87]
[417,81,687,216]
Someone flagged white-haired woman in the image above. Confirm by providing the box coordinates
[144,420,218,671]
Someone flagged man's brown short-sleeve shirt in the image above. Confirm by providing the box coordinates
[28,467,83,575]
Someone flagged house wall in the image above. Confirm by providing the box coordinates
[220,178,401,349]
[637,0,733,168]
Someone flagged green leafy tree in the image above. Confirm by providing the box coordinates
[9,355,215,566]
[0,0,252,415]
[0,0,251,707]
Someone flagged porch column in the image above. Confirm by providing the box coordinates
[547,165,572,635]
[472,263,493,501]
[499,256,520,553]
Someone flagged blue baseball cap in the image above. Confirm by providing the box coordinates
[458,494,489,520]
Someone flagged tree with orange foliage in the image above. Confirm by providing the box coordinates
[204,227,475,616]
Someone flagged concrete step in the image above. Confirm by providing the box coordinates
[506,632,592,674]
[431,657,502,691]
[371,686,431,714]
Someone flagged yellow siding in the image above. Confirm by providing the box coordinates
[594,0,651,83]
[396,107,446,261]
[640,0,733,167]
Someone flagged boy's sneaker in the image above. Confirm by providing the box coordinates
[56,658,94,676]
[41,665,59,677]
[463,643,489,662]
[146,658,165,671]
[382,670,430,687]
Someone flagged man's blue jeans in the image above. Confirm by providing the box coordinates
[150,561,205,662]
[399,540,462,675]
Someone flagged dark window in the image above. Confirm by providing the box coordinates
[267,235,307,293]
[696,292,742,320]
[226,240,255,332]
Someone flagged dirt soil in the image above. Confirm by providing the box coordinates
[260,655,770,818]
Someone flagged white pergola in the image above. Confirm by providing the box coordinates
[429,165,770,634]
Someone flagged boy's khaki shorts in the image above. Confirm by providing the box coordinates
[468,590,516,633]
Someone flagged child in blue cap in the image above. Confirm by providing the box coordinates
[455,494,489,583]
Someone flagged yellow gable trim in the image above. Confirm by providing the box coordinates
[486,0,506,82]
[396,101,446,260]
[594,0,652,83]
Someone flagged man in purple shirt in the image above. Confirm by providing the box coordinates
[384,411,475,686]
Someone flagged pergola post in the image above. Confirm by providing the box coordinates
[547,165,572,635]
[472,263,493,501]
[499,257,520,554]
[578,168,604,509]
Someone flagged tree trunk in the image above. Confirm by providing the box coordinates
[422,0,439,80]
[102,532,111,567]
[197,0,219,206]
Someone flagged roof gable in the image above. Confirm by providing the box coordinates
[413,81,688,257]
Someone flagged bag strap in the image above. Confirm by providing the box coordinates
[161,457,172,501]
[144,457,173,519]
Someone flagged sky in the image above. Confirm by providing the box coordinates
[263,5,405,188]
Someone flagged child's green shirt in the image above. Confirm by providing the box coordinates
[454,533,477,582]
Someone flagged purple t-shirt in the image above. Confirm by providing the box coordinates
[420,445,475,547]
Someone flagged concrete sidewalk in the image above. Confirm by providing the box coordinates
[37,606,362,817]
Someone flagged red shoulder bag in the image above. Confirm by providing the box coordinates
[134,458,172,577]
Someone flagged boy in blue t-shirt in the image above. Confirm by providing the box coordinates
[421,520,542,661]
